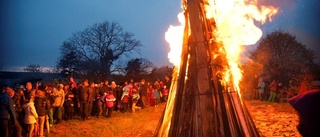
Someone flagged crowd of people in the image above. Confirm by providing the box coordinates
[0,76,171,137]
[251,77,286,102]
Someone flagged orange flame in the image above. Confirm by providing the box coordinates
[161,0,277,136]
[166,1,277,89]
[166,13,185,68]
[204,0,277,92]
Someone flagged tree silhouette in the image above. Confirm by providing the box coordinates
[57,21,142,79]
[248,31,318,85]
[124,58,154,81]
[24,64,41,73]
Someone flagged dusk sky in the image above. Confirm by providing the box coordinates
[1,0,319,71]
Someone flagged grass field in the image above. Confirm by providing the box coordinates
[50,105,164,137]
[49,101,300,137]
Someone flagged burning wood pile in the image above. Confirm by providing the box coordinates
[155,0,277,136]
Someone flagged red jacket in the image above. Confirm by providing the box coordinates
[106,94,116,108]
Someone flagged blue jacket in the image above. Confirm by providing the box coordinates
[0,92,17,124]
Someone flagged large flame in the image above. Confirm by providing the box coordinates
[205,0,277,92]
[166,13,185,68]
[166,0,277,91]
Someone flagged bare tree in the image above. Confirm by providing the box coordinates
[57,21,142,80]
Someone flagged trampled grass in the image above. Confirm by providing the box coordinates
[50,104,164,137]
[50,101,300,137]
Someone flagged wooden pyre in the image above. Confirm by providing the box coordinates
[154,0,260,136]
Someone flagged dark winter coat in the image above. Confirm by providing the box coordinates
[34,96,51,116]
[64,99,75,113]
[78,86,90,102]
[88,87,97,103]
[0,92,17,123]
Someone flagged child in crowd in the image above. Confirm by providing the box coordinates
[162,86,169,102]
[106,91,116,117]
[63,95,75,120]
[153,87,160,107]
[148,85,155,106]
[97,92,106,118]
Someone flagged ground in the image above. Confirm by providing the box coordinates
[50,101,301,137]
[246,100,300,137]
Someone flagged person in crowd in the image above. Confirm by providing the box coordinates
[110,81,121,111]
[159,81,165,103]
[129,79,134,86]
[257,77,265,101]
[131,82,141,112]
[268,80,277,102]
[153,85,160,107]
[24,82,35,100]
[164,76,171,90]
[35,82,42,90]
[52,84,65,124]
[100,80,110,115]
[101,80,110,95]
[289,85,320,137]
[63,84,70,94]
[2,87,20,137]
[106,91,116,117]
[78,79,90,120]
[252,74,259,100]
[132,82,140,104]
[162,85,169,102]
[139,79,148,109]
[121,85,130,113]
[64,84,75,120]
[127,83,133,110]
[148,85,155,106]
[115,82,123,111]
[12,87,24,137]
[69,83,79,115]
[97,92,106,118]
[88,82,97,118]
[34,90,50,137]
[69,77,77,88]
[23,94,38,137]
[63,93,75,121]
[44,85,54,129]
